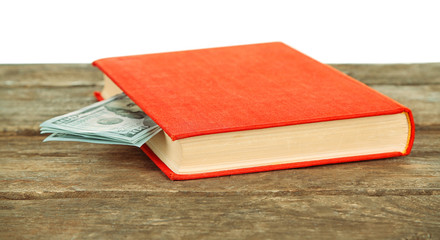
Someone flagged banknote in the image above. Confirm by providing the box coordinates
[43,127,162,147]
[40,93,161,147]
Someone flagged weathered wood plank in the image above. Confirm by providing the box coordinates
[0,64,102,87]
[1,195,439,239]
[0,86,99,135]
[1,129,438,198]
[2,63,440,87]
[332,63,440,85]
[1,64,439,137]
[0,84,438,137]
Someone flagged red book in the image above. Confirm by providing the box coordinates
[93,42,414,180]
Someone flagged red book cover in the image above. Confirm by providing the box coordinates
[93,42,415,180]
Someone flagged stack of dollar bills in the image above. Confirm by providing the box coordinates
[40,93,162,147]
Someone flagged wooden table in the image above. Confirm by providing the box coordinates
[1,64,439,239]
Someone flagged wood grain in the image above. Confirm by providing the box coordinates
[0,64,101,87]
[0,130,439,198]
[333,63,440,85]
[1,63,439,239]
[2,63,439,87]
[1,196,439,240]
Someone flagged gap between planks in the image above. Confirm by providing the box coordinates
[2,188,440,201]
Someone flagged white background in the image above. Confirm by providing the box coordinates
[1,0,439,64]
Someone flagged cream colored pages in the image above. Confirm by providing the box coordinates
[101,75,123,99]
[147,113,409,174]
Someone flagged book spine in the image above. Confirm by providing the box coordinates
[402,108,415,156]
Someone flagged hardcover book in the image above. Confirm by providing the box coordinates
[92,42,414,180]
